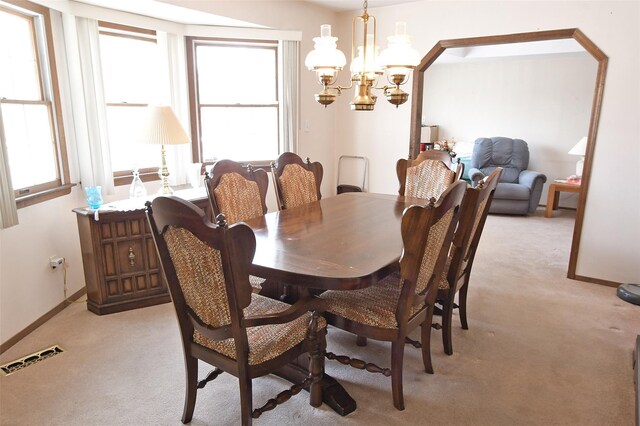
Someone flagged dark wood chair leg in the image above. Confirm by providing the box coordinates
[390,339,405,411]
[421,306,435,374]
[181,355,198,424]
[239,372,253,426]
[458,278,470,330]
[356,336,368,346]
[442,290,455,356]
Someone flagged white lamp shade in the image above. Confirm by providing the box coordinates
[568,136,587,156]
[379,22,420,75]
[140,106,191,146]
[304,24,346,75]
[350,34,382,77]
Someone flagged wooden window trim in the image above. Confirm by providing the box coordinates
[98,21,156,37]
[113,167,159,187]
[1,0,71,209]
[186,37,281,164]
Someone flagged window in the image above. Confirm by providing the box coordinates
[98,21,163,185]
[0,1,70,207]
[187,38,280,164]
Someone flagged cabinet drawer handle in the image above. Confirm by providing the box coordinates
[128,247,136,266]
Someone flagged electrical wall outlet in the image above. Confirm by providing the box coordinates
[49,257,64,270]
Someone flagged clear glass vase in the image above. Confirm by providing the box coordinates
[129,170,147,199]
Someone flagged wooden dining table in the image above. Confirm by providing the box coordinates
[243,191,430,415]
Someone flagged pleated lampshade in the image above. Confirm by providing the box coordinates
[140,106,190,146]
[138,106,191,195]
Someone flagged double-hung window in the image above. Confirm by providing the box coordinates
[0,0,70,207]
[98,21,163,185]
[186,38,280,164]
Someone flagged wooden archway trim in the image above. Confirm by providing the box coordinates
[409,29,608,282]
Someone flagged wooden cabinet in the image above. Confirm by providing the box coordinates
[73,189,209,315]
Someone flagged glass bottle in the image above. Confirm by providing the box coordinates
[129,169,147,199]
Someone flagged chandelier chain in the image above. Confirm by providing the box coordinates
[363,0,368,13]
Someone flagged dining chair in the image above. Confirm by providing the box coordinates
[146,196,327,426]
[204,160,269,293]
[435,168,503,355]
[414,150,464,181]
[271,152,323,210]
[396,153,458,200]
[319,180,466,410]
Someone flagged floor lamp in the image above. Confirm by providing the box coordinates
[140,106,191,195]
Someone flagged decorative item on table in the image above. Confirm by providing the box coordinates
[568,136,587,177]
[129,169,147,199]
[434,137,457,158]
[420,125,438,152]
[565,175,581,185]
[304,0,420,110]
[85,186,103,209]
[136,106,191,195]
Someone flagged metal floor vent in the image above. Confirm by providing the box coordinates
[1,345,64,376]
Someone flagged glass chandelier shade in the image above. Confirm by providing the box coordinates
[305,0,419,111]
[304,24,347,80]
[350,34,383,81]
[378,22,421,84]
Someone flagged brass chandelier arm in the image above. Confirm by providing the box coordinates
[306,0,418,110]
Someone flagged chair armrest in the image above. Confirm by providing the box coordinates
[518,170,547,189]
[468,168,485,186]
[243,296,326,328]
[519,170,547,214]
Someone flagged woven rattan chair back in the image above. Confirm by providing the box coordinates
[271,152,323,210]
[412,150,464,180]
[397,154,458,199]
[205,160,269,224]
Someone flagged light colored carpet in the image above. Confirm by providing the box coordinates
[1,208,637,425]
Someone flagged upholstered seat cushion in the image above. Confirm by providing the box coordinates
[195,294,326,365]
[493,182,530,201]
[320,274,423,329]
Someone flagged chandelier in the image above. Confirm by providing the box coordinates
[304,0,420,111]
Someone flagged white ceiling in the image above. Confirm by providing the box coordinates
[303,0,414,12]
[70,0,586,60]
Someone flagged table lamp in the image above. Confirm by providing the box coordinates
[568,136,587,177]
[139,106,191,194]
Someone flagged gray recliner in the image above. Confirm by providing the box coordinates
[469,137,546,215]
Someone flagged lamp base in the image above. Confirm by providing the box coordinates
[157,183,174,195]
[575,157,584,177]
[157,144,173,195]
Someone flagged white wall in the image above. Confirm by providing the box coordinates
[423,53,597,208]
[168,0,342,197]
[0,0,340,347]
[335,0,640,284]
[1,0,639,347]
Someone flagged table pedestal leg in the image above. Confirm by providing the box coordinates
[274,354,357,416]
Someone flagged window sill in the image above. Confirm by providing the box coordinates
[114,168,160,186]
[15,183,76,209]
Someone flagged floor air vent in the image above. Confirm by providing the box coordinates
[1,345,64,376]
